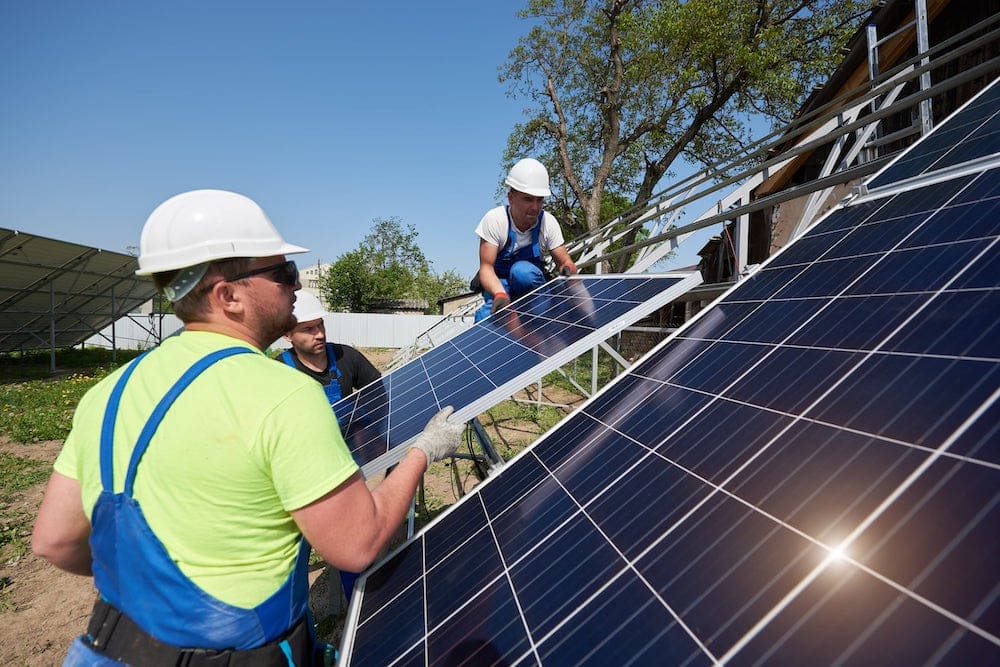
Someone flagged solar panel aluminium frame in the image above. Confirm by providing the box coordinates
[353,272,703,478]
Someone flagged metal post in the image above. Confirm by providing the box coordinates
[865,24,881,163]
[731,196,748,277]
[49,281,56,373]
[737,210,749,277]
[592,257,602,395]
[915,0,934,135]
[866,24,880,91]
[111,286,117,363]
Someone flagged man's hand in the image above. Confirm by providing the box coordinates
[559,261,578,276]
[491,291,511,315]
[410,406,465,467]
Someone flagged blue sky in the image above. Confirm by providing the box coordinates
[1,1,709,281]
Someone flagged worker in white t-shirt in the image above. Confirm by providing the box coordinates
[474,158,577,322]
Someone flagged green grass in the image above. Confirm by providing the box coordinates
[499,399,564,428]
[0,452,50,567]
[478,399,566,460]
[0,371,111,442]
[0,452,49,499]
[0,347,141,382]
[0,348,141,571]
[0,348,143,443]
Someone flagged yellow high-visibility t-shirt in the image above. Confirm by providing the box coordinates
[54,330,358,607]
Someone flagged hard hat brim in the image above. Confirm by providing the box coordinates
[136,240,309,275]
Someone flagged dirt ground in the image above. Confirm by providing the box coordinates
[0,437,90,665]
[0,349,583,665]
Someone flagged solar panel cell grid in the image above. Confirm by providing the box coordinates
[870,79,1000,187]
[339,78,1000,664]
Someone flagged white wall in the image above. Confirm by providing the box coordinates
[84,312,472,350]
[271,312,471,350]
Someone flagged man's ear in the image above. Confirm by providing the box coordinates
[211,280,245,314]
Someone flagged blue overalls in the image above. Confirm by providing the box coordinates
[475,207,548,322]
[66,347,314,665]
[281,345,342,404]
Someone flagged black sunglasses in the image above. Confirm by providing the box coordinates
[225,260,299,286]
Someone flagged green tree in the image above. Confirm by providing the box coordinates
[321,217,465,313]
[502,0,871,271]
[412,268,469,312]
[323,249,374,312]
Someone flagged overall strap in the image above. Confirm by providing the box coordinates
[529,211,542,258]
[324,343,343,381]
[502,206,544,260]
[122,347,254,497]
[502,206,517,256]
[99,351,152,492]
[280,349,296,367]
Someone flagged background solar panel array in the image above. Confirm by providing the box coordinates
[339,77,1000,664]
[333,273,701,476]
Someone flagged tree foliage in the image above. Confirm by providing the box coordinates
[320,217,466,313]
[502,0,872,271]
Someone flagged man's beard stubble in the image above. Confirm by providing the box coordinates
[253,294,298,347]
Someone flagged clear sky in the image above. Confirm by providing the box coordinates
[1,1,709,282]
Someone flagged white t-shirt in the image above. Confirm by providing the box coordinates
[475,205,565,253]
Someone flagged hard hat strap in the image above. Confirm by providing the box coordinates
[162,263,210,302]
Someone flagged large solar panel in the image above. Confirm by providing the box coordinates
[334,273,701,477]
[338,77,1000,664]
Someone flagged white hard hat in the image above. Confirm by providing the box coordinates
[292,290,327,323]
[504,158,551,197]
[135,189,309,276]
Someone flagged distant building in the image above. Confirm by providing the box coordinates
[298,261,331,309]
[369,298,428,315]
[439,291,480,316]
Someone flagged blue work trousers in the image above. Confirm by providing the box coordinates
[475,261,546,322]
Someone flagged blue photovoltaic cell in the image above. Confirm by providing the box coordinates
[332,273,698,473]
[339,77,1000,664]
[869,77,1000,188]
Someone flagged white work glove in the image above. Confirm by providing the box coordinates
[410,406,465,467]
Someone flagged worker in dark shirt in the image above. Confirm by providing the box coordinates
[279,290,381,402]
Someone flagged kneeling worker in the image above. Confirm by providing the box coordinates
[474,157,577,321]
[31,189,464,666]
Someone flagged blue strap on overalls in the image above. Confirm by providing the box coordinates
[91,346,311,653]
[281,344,342,404]
[492,207,544,279]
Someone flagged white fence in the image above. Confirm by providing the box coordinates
[84,312,473,351]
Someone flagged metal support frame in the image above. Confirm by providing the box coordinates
[865,0,934,162]
[467,417,504,469]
